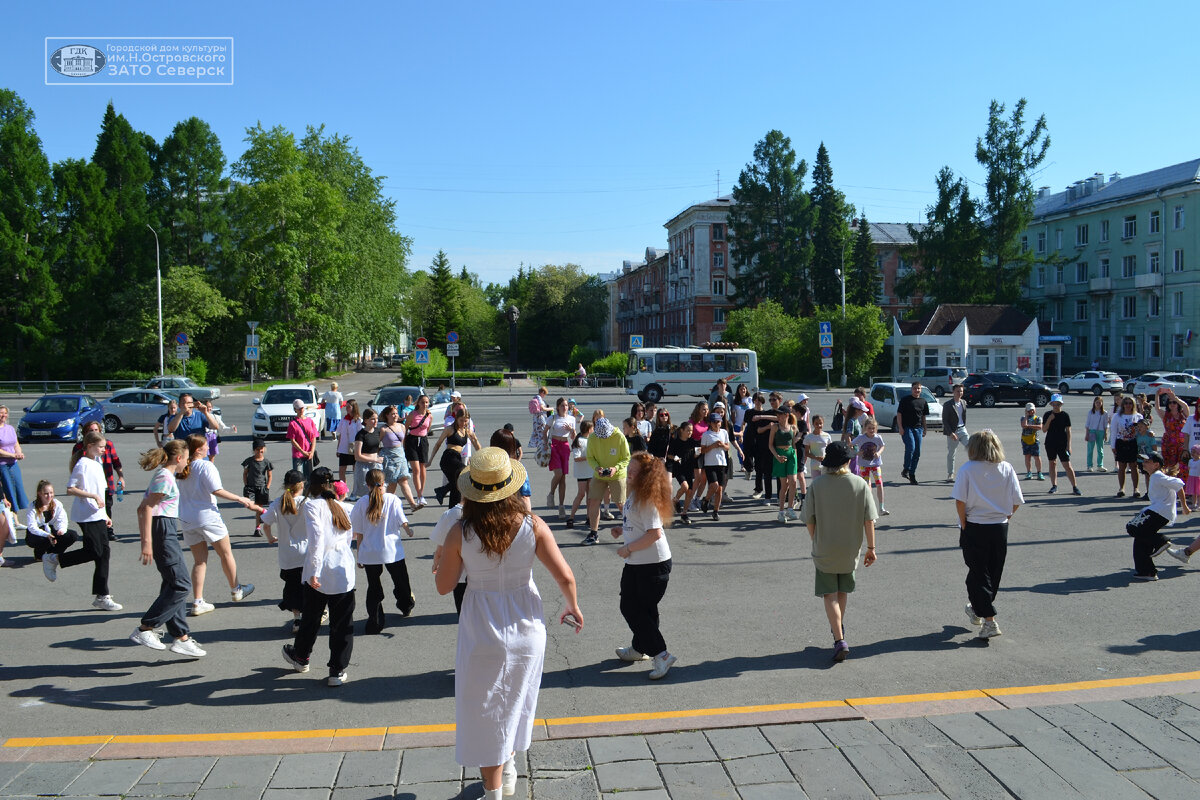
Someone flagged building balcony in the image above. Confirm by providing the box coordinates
[1088,277,1112,295]
[1134,273,1164,290]
[1044,283,1066,298]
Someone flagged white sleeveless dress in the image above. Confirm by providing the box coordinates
[455,516,546,767]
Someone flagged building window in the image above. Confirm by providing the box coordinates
[1075,336,1089,358]
[1149,293,1160,317]
[974,348,989,371]
[1099,257,1110,277]
[1099,335,1110,358]
[713,307,725,324]
[1123,215,1137,239]
[1173,334,1185,359]
[1121,255,1137,278]
[1121,295,1136,318]
[1150,210,1161,234]
[924,348,939,368]
[712,278,725,296]
[1035,266,1045,288]
[1036,231,1046,253]
[1122,335,1136,359]
[1149,251,1160,273]
[1148,334,1161,359]
[1055,230,1063,250]
[1053,300,1064,321]
[1021,235,1028,253]
[1099,300,1110,320]
[712,252,724,270]
[1172,290,1184,317]
[1174,249,1185,271]
[1074,299,1088,321]
[1054,264,1063,284]
[1076,224,1089,246]
[1101,219,1110,242]
[1075,262,1089,283]
[1175,205,1186,229]
[711,224,724,242]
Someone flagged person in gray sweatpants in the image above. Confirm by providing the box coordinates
[943,384,969,482]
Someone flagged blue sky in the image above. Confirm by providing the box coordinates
[6,1,1199,286]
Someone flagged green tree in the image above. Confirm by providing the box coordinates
[723,300,804,381]
[0,89,57,378]
[847,215,879,305]
[116,263,234,372]
[809,142,851,308]
[799,305,888,385]
[424,250,461,347]
[898,167,989,306]
[159,117,228,270]
[976,98,1050,303]
[728,130,814,315]
[92,102,154,288]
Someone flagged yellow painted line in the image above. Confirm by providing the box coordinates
[385,723,457,734]
[848,689,988,706]
[111,729,336,744]
[3,736,111,748]
[986,670,1200,697]
[543,700,849,727]
[332,727,387,738]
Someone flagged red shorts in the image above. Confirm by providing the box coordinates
[549,439,571,473]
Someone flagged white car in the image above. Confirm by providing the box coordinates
[1125,372,1200,403]
[251,384,325,439]
[1057,371,1124,396]
[867,383,943,433]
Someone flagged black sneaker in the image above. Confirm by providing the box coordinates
[583,531,599,545]
[1152,540,1174,558]
[900,469,909,479]
[908,472,918,485]
[675,500,683,513]
[282,644,310,673]
[711,510,719,522]
[565,518,575,529]
[680,512,690,525]
[701,498,709,512]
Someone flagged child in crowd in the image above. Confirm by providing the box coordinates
[242,439,274,536]
[261,470,309,633]
[1085,396,1110,472]
[852,418,888,515]
[803,415,832,479]
[666,420,697,525]
[565,421,593,529]
[1020,403,1043,480]
[1135,420,1157,460]
[700,414,731,522]
[1128,451,1189,580]
[1186,444,1200,512]
[623,417,647,454]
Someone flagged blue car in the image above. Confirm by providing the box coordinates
[16,394,106,443]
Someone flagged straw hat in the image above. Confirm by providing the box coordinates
[457,447,528,504]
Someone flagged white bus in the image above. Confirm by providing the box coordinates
[625,346,759,403]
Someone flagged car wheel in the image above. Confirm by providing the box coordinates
[1058,383,1070,394]
[934,386,945,397]
[891,415,900,433]
[75,425,84,443]
[1034,393,1050,408]
[1091,384,1104,396]
[981,392,997,408]
[644,385,663,403]
[103,415,122,433]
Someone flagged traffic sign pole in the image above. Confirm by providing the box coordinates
[819,321,833,388]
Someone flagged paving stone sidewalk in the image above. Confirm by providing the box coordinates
[4,693,1200,798]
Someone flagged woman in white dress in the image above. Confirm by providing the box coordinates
[436,447,583,800]
[352,468,414,634]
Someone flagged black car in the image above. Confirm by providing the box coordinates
[962,372,1053,408]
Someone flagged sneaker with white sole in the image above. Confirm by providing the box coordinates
[1167,546,1192,565]
[777,511,788,524]
[42,553,58,582]
[785,508,799,521]
[130,628,167,650]
[964,603,982,626]
[92,595,122,611]
[189,599,215,616]
[615,646,650,662]
[750,491,763,500]
[320,609,329,625]
[880,508,891,516]
[1152,541,1174,559]
[648,652,677,680]
[282,644,310,672]
[231,583,255,602]
[170,638,206,658]
[502,756,517,796]
[328,671,349,686]
[977,619,1002,639]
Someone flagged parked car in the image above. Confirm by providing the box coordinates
[1057,371,1124,396]
[101,388,181,432]
[251,384,324,439]
[143,375,221,402]
[16,394,105,443]
[368,385,450,434]
[369,357,388,370]
[962,373,1053,408]
[867,383,943,432]
[1124,372,1200,404]
[388,353,409,366]
[908,366,968,397]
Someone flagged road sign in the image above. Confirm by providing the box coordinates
[630,335,644,348]
[819,333,834,347]
[246,334,260,346]
[175,332,188,345]
[821,357,834,370]
[447,331,459,344]
[819,321,832,334]
[820,347,833,358]
[247,321,259,331]
[414,349,430,364]
[245,346,260,361]
[415,337,429,349]
[446,343,460,357]
[175,345,190,359]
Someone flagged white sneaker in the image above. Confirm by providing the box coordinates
[170,638,207,658]
[750,491,763,500]
[231,583,255,602]
[502,756,517,796]
[189,599,215,616]
[320,609,329,625]
[879,507,891,516]
[42,553,58,582]
[1167,546,1192,565]
[777,511,788,524]
[785,508,799,521]
[130,628,167,650]
[648,652,677,680]
[977,619,1002,639]
[92,595,122,611]
[615,646,650,662]
[964,603,982,626]
[328,671,349,686]
[417,497,428,508]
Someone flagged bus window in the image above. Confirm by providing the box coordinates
[681,354,701,372]
[639,357,652,372]
[728,354,748,372]
[655,353,679,373]
[702,354,722,372]
[627,354,638,376]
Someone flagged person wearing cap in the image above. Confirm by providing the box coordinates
[585,416,631,544]
[1041,394,1081,495]
[282,467,356,686]
[1127,450,1190,580]
[952,430,1023,639]
[700,414,731,522]
[853,388,874,420]
[260,469,309,633]
[435,448,583,800]
[942,383,969,482]
[286,398,319,479]
[896,382,928,485]
[800,441,878,662]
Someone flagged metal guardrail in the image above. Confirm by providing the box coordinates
[0,380,142,395]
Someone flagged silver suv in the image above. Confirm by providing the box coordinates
[909,367,968,397]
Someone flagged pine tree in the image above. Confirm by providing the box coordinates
[898,167,988,306]
[809,143,851,308]
[847,215,879,305]
[159,117,228,270]
[92,102,154,287]
[426,250,460,346]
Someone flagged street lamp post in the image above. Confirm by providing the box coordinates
[836,248,847,386]
[147,225,163,376]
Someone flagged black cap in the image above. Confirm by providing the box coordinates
[1139,451,1164,464]
[821,441,852,468]
[283,469,306,485]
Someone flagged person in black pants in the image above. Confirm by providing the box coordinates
[751,393,781,502]
[429,408,481,507]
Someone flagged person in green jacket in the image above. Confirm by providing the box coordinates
[585,414,630,545]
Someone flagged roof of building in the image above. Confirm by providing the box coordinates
[663,195,735,229]
[1033,158,1200,218]
[854,221,924,246]
[897,304,1036,337]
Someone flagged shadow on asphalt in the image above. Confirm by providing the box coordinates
[1107,628,1200,655]
[1007,568,1188,595]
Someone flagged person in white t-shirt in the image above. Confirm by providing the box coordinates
[803,416,833,479]
[1128,450,1190,580]
[352,468,415,633]
[700,414,731,522]
[565,422,593,530]
[951,430,1024,640]
[851,418,888,515]
[321,383,344,442]
[610,452,677,680]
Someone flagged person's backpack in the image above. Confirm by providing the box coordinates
[528,396,543,415]
[831,401,845,432]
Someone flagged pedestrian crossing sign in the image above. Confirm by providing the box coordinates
[630,335,643,348]
[414,350,430,364]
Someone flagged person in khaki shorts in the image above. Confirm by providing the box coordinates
[584,416,630,546]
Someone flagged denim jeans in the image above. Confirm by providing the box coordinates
[901,427,924,473]
[0,461,29,511]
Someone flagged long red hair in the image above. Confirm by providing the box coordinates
[627,452,673,527]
